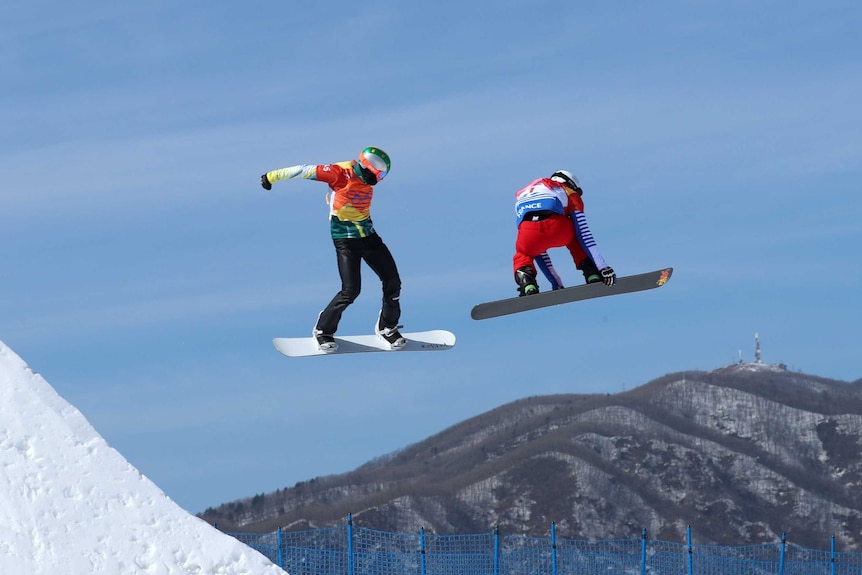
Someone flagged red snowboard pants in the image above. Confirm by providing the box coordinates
[513,214,588,279]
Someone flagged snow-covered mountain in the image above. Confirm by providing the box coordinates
[203,364,862,550]
[0,341,284,574]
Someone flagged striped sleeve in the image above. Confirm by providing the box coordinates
[535,252,564,290]
[571,210,609,270]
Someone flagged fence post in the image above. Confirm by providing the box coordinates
[420,527,427,575]
[779,533,786,575]
[348,514,355,575]
[687,526,693,575]
[641,529,647,575]
[551,522,558,575]
[277,527,284,570]
[831,535,836,575]
[494,525,500,575]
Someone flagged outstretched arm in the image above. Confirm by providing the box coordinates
[261,164,318,189]
[571,210,615,285]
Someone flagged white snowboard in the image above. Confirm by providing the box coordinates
[273,330,456,357]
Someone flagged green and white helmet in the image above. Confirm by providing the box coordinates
[358,147,391,181]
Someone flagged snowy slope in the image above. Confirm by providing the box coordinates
[0,341,285,574]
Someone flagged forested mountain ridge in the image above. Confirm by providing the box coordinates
[200,364,862,549]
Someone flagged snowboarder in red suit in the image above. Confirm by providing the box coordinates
[513,170,616,296]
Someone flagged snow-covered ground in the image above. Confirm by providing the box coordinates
[0,341,285,574]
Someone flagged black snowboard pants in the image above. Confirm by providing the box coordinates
[315,234,401,335]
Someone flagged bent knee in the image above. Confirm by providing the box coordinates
[339,287,361,302]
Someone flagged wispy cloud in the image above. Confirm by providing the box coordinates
[3,0,861,514]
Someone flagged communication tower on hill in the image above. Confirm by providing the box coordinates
[754,332,762,364]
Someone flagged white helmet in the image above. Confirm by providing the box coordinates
[550,170,581,194]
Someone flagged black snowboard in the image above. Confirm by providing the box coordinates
[471,267,673,320]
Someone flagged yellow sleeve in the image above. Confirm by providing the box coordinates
[265,164,317,184]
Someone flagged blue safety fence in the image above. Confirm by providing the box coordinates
[225,515,862,575]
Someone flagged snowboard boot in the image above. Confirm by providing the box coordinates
[578,258,602,284]
[515,266,539,297]
[376,312,407,348]
[312,328,338,352]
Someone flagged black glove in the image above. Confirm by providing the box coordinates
[600,267,616,286]
[260,174,272,190]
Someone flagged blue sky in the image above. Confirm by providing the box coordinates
[2,1,860,514]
